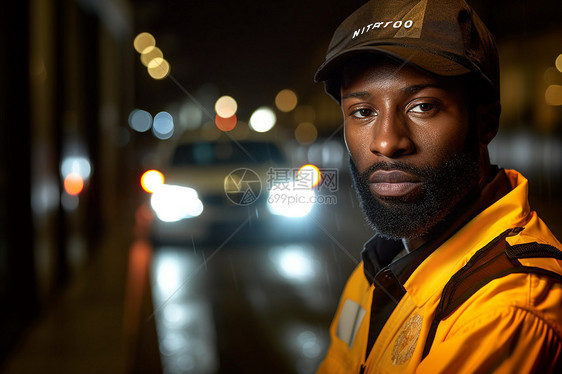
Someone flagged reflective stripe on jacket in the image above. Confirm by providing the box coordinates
[318,169,562,373]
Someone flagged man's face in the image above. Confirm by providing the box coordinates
[341,58,481,240]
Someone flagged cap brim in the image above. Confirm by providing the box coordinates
[314,44,472,83]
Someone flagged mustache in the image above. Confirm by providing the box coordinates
[354,160,431,182]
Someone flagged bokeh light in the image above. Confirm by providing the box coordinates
[298,164,321,187]
[64,173,85,195]
[141,170,165,193]
[545,84,562,106]
[556,54,562,73]
[215,114,237,132]
[294,122,318,144]
[214,96,238,118]
[61,157,92,180]
[267,183,315,217]
[147,57,170,80]
[153,111,174,139]
[178,101,203,130]
[133,32,155,54]
[275,89,298,112]
[249,107,276,133]
[128,109,152,132]
[275,246,316,280]
[155,255,183,295]
[151,185,203,222]
[140,46,163,67]
[320,140,345,167]
[543,67,562,84]
[31,177,59,216]
[61,192,79,211]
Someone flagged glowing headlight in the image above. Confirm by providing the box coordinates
[267,182,315,218]
[150,184,204,222]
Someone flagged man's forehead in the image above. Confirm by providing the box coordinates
[341,56,465,94]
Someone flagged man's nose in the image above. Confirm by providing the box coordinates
[369,111,415,158]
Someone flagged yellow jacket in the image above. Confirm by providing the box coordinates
[318,170,562,373]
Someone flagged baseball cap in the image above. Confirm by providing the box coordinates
[315,0,499,101]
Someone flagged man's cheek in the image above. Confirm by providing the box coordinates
[349,154,369,175]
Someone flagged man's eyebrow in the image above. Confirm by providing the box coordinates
[342,83,447,100]
[403,83,445,94]
[341,91,371,100]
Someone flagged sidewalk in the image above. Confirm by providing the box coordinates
[2,209,161,374]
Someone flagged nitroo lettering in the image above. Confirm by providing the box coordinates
[352,20,414,39]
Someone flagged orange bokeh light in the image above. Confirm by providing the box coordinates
[64,173,85,195]
[297,164,321,187]
[140,170,165,193]
[215,114,237,132]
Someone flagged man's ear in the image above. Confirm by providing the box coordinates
[477,101,501,146]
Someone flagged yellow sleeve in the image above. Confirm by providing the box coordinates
[416,305,562,373]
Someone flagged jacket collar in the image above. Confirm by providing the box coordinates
[361,235,436,288]
[404,169,530,306]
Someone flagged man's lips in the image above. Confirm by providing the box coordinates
[368,170,422,197]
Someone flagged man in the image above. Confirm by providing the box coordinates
[314,0,562,373]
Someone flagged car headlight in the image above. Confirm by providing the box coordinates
[266,182,315,218]
[150,184,204,222]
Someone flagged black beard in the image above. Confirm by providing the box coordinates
[349,149,481,240]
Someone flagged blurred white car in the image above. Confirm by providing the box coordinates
[144,138,318,245]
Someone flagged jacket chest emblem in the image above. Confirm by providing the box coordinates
[392,313,422,365]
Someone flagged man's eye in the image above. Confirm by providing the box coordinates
[409,103,435,113]
[351,108,373,118]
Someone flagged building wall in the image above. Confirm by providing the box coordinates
[0,0,133,365]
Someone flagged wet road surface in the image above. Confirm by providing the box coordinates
[144,187,373,374]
